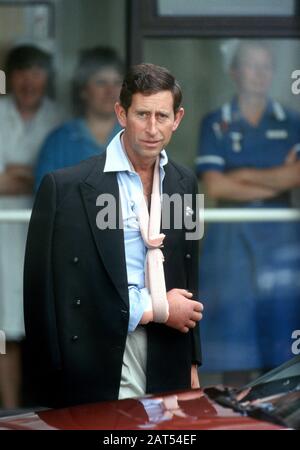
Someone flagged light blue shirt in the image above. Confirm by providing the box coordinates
[104,130,168,332]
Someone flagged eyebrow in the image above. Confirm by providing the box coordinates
[135,108,171,115]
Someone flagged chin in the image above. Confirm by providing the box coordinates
[21,100,40,110]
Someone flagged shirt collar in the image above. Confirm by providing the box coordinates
[104,130,168,173]
[230,97,286,123]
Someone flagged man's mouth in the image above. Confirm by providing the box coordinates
[141,140,161,147]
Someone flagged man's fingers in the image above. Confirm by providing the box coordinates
[180,326,189,333]
[191,301,204,312]
[176,289,193,297]
[186,320,196,329]
[191,311,202,322]
[166,290,204,333]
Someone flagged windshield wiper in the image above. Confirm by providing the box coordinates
[204,387,288,428]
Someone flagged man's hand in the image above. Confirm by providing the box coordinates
[165,289,203,333]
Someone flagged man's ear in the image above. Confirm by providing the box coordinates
[114,102,127,128]
[172,107,185,132]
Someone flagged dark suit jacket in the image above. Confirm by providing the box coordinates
[24,152,201,408]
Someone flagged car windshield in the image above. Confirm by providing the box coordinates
[204,356,300,429]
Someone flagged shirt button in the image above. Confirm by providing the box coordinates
[73,256,79,264]
[185,253,191,259]
[71,335,79,342]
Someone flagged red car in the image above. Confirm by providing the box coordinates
[0,356,299,431]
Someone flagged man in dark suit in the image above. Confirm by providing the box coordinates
[24,63,203,408]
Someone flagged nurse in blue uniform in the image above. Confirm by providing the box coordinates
[196,41,300,375]
[35,47,123,189]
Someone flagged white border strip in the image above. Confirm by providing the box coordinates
[203,208,300,222]
[1,209,300,224]
[0,210,32,223]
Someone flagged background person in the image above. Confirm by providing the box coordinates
[35,46,123,189]
[0,44,62,408]
[196,40,300,384]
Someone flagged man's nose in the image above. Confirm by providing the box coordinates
[146,116,158,135]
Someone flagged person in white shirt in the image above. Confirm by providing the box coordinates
[0,45,62,408]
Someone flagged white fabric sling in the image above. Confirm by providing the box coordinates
[138,156,169,323]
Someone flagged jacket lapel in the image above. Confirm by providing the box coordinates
[161,162,189,260]
[162,161,187,228]
[162,162,187,197]
[79,155,129,308]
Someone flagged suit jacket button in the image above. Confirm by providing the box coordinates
[73,256,79,264]
[75,299,81,306]
[185,253,191,259]
[72,335,79,342]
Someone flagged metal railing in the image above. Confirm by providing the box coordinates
[202,208,300,222]
[1,208,300,223]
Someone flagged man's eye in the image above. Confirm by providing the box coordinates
[158,114,168,120]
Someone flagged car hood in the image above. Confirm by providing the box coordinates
[0,388,286,430]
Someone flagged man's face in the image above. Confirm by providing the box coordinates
[115,91,184,166]
[232,47,273,97]
[82,67,122,117]
[10,66,48,111]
